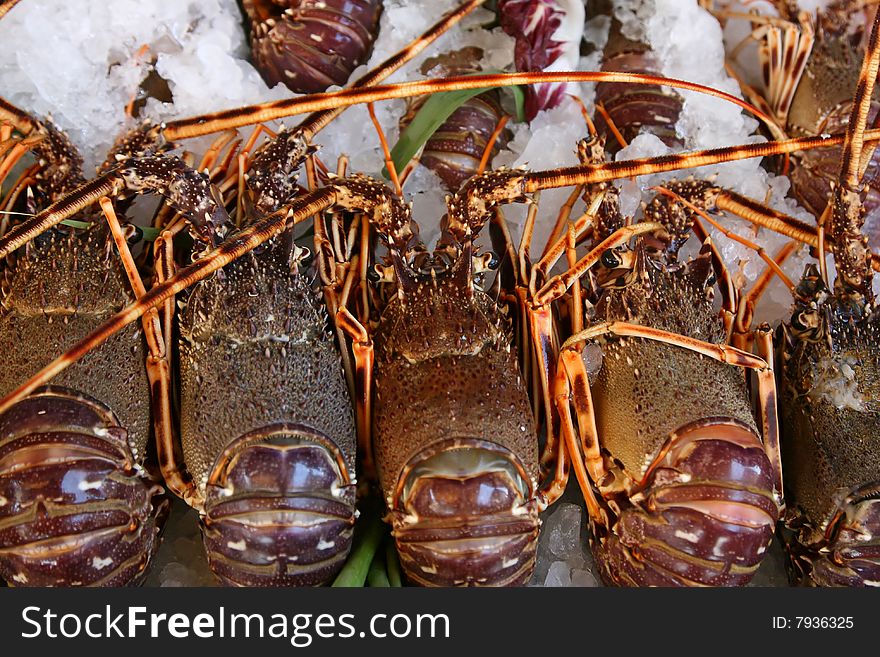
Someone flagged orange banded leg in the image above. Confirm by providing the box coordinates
[150,230,195,504]
[489,204,568,506]
[0,185,339,417]
[99,199,191,506]
[753,325,783,508]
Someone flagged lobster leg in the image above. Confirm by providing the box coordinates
[690,218,738,340]
[14,115,880,411]
[100,193,200,506]
[533,222,664,307]
[713,190,880,274]
[562,321,769,369]
[732,240,799,350]
[335,302,374,484]
[753,325,783,507]
[151,230,195,504]
[0,133,43,184]
[488,201,569,498]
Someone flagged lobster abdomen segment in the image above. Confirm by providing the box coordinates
[595,420,779,587]
[0,390,162,587]
[391,443,539,587]
[244,0,382,93]
[202,425,356,587]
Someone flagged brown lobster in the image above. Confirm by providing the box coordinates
[111,0,489,586]
[773,7,880,587]
[0,95,227,586]
[551,137,783,585]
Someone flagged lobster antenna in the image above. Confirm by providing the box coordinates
[652,185,797,292]
[165,0,488,142]
[521,129,880,192]
[0,0,486,257]
[162,71,778,141]
[0,186,338,416]
[7,123,880,400]
[0,96,38,135]
[367,102,403,196]
[0,0,22,22]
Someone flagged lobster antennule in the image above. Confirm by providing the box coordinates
[201,423,356,587]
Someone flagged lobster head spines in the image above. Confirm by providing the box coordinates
[99,120,167,174]
[446,168,527,248]
[30,119,86,199]
[0,389,163,586]
[375,260,509,364]
[116,155,230,245]
[246,128,317,213]
[593,245,721,342]
[202,423,356,587]
[390,440,539,587]
[643,179,719,259]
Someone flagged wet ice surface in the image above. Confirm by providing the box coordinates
[145,500,215,588]
[529,485,600,587]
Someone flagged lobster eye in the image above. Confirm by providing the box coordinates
[791,309,820,333]
[127,225,143,245]
[705,272,717,287]
[601,250,620,269]
[486,251,500,271]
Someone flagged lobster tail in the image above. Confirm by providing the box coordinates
[399,48,510,192]
[390,442,540,587]
[201,424,356,587]
[243,0,382,94]
[594,17,683,152]
[784,482,880,587]
[595,419,779,587]
[0,389,162,587]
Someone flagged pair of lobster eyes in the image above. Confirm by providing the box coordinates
[366,251,500,282]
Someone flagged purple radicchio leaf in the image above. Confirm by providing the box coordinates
[498,0,585,120]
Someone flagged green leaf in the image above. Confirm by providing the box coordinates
[385,539,403,588]
[59,219,92,230]
[140,226,161,242]
[331,499,386,588]
[57,219,161,242]
[386,69,527,179]
[508,85,527,123]
[387,86,493,179]
[367,550,390,588]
